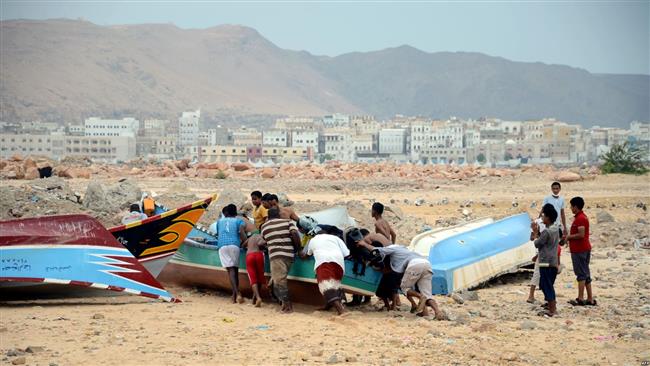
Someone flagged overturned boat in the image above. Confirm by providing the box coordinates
[158,206,382,305]
[109,194,216,277]
[0,214,178,302]
[409,213,535,295]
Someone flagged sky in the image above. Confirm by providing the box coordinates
[1,1,649,75]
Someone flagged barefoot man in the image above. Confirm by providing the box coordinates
[300,229,350,315]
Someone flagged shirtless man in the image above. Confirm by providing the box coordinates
[243,234,267,307]
[358,228,391,247]
[268,194,299,223]
[372,202,396,243]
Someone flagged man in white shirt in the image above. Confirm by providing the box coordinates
[301,232,350,315]
[541,182,567,241]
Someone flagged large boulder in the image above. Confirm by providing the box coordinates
[83,181,109,212]
[24,167,40,180]
[175,159,191,171]
[596,211,615,223]
[231,162,252,172]
[554,171,582,182]
[260,168,276,179]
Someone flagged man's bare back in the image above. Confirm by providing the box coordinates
[245,234,265,253]
[374,218,396,243]
[361,232,391,247]
[279,206,299,222]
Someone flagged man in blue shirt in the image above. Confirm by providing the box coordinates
[215,204,247,304]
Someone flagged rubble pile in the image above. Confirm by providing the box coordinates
[0,155,602,182]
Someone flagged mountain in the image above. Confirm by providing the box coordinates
[1,19,648,127]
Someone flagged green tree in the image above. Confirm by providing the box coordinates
[600,142,648,175]
[319,154,334,163]
[476,153,486,163]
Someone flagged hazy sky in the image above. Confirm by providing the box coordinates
[2,1,649,75]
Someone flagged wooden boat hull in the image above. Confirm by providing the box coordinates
[159,241,382,305]
[109,195,216,277]
[0,214,178,302]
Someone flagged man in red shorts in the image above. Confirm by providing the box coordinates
[244,234,267,307]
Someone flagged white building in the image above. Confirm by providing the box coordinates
[351,134,375,155]
[178,110,200,147]
[322,113,350,128]
[378,128,407,155]
[409,121,433,161]
[0,133,64,159]
[263,130,289,147]
[64,135,136,162]
[291,130,319,151]
[84,117,139,137]
[320,130,354,162]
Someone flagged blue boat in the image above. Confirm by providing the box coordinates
[409,213,536,295]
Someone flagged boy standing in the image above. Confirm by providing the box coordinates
[371,202,396,244]
[244,234,267,307]
[215,204,247,304]
[542,182,567,243]
[566,197,596,306]
[250,191,268,232]
[533,204,560,317]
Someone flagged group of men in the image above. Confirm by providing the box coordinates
[210,190,444,318]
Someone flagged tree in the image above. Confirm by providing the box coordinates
[319,154,334,163]
[600,142,648,175]
[476,153,486,163]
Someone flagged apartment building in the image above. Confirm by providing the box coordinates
[320,130,354,161]
[263,130,289,147]
[178,110,200,147]
[84,117,139,138]
[291,130,319,151]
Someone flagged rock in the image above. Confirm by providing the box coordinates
[24,166,40,180]
[326,354,340,364]
[637,218,648,224]
[501,352,518,362]
[25,346,44,353]
[175,159,190,171]
[83,181,107,211]
[260,168,276,179]
[462,209,471,217]
[231,162,252,171]
[6,350,23,357]
[414,198,425,206]
[451,293,464,304]
[92,313,105,320]
[311,349,323,357]
[555,171,582,182]
[520,320,537,330]
[11,357,26,365]
[462,291,479,301]
[597,211,615,223]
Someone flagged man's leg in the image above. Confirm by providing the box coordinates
[227,267,239,303]
[332,300,346,315]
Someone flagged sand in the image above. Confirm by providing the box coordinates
[1,172,649,365]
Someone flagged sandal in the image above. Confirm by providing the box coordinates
[584,299,598,306]
[540,302,549,309]
[568,298,586,306]
[537,310,555,317]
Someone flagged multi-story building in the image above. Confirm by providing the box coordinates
[64,135,136,162]
[154,136,178,158]
[350,116,379,135]
[84,117,139,138]
[351,134,375,155]
[231,127,262,146]
[291,130,319,151]
[263,130,289,147]
[178,110,200,147]
[322,114,350,128]
[206,127,231,146]
[378,128,407,155]
[0,133,64,159]
[409,120,433,161]
[274,117,317,131]
[320,130,354,162]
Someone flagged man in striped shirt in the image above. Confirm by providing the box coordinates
[261,208,301,313]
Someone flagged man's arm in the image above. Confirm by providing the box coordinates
[560,209,567,237]
[389,227,396,244]
[566,226,585,240]
[238,224,247,246]
[533,230,548,249]
[290,229,301,252]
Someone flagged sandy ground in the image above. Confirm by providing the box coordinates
[1,172,650,365]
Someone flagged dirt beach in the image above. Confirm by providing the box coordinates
[1,170,649,365]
